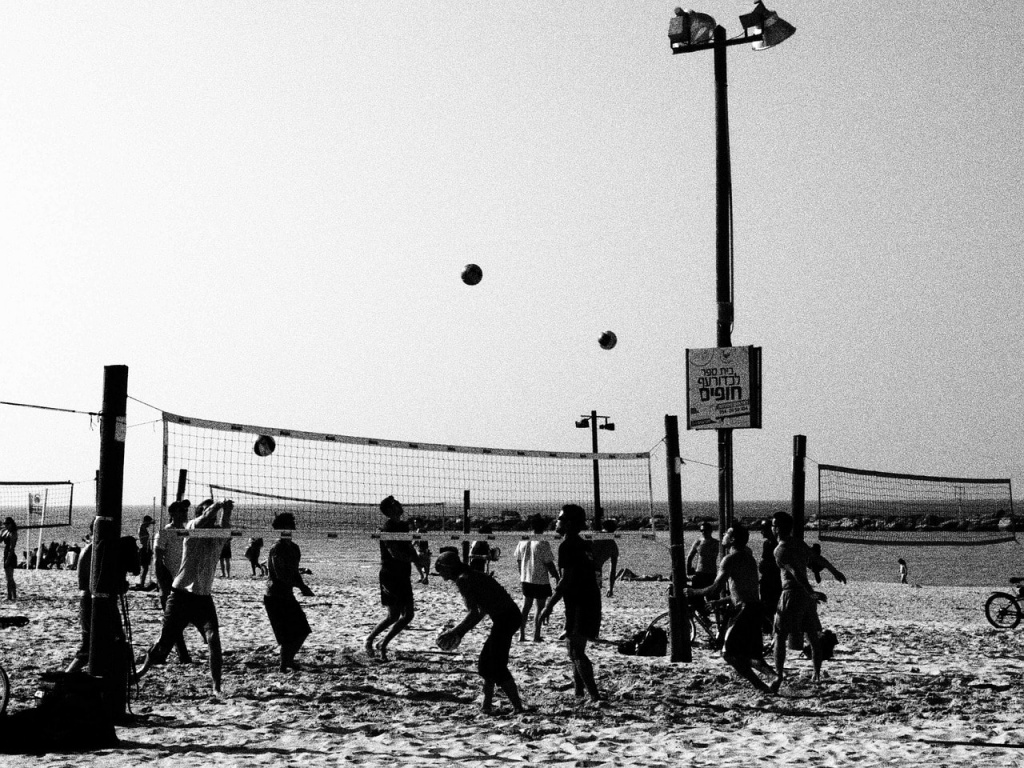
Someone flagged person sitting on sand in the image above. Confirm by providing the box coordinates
[137,499,234,695]
[514,515,559,642]
[539,504,603,703]
[686,523,777,694]
[263,513,314,672]
[435,551,525,714]
[770,511,829,692]
[365,496,418,661]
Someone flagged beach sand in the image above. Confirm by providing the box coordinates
[1,554,1023,767]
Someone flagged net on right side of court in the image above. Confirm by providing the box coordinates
[817,464,1014,546]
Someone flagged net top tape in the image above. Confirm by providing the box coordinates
[818,464,1012,486]
[164,412,650,462]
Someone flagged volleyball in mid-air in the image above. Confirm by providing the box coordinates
[461,264,483,286]
[254,435,276,457]
[599,330,617,350]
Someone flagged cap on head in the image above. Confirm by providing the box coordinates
[272,512,296,531]
[434,551,464,573]
[380,495,402,516]
[559,504,586,529]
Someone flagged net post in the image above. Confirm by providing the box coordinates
[665,415,691,663]
[88,364,129,722]
[462,490,470,565]
[792,435,807,540]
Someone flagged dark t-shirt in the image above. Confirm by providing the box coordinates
[380,518,413,579]
[454,570,521,627]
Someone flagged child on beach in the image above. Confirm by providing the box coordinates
[898,558,908,584]
[434,550,525,714]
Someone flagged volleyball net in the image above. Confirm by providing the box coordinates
[0,481,74,530]
[163,411,655,534]
[817,463,1015,545]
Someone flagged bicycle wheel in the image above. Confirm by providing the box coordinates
[0,664,9,717]
[985,592,1022,629]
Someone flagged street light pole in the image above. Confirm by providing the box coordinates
[589,410,602,531]
[669,4,795,537]
[576,411,615,530]
[714,24,735,536]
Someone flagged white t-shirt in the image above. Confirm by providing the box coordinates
[515,539,555,585]
[154,524,185,574]
[171,519,228,595]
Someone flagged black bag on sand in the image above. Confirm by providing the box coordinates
[0,672,119,754]
[618,625,668,657]
[802,629,838,661]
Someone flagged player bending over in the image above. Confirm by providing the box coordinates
[434,551,525,714]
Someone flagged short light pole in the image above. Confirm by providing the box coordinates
[668,3,794,533]
[575,410,614,530]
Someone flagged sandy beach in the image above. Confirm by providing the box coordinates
[2,546,1023,768]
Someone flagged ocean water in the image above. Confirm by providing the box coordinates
[38,503,1024,589]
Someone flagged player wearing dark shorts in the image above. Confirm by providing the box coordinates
[687,523,777,694]
[137,500,233,695]
[365,496,417,661]
[771,510,830,690]
[263,513,314,672]
[435,551,525,714]
[539,504,603,703]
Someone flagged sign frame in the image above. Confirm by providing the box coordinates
[685,346,762,430]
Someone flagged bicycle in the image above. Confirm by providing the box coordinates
[985,578,1024,629]
[649,595,734,649]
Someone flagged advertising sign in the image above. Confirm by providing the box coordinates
[686,346,762,430]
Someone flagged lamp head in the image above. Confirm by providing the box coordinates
[753,11,795,50]
[739,3,795,50]
[575,418,590,429]
[668,8,716,53]
[600,422,616,432]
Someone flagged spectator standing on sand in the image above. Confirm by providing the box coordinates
[365,496,418,661]
[539,504,603,703]
[686,523,777,694]
[137,515,154,589]
[591,519,620,598]
[514,515,559,642]
[898,558,908,584]
[687,521,720,590]
[137,499,234,695]
[1,518,18,601]
[264,513,314,672]
[435,551,525,714]
[219,536,232,578]
[153,499,193,663]
[244,536,265,577]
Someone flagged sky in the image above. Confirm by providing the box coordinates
[2,1,1023,507]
